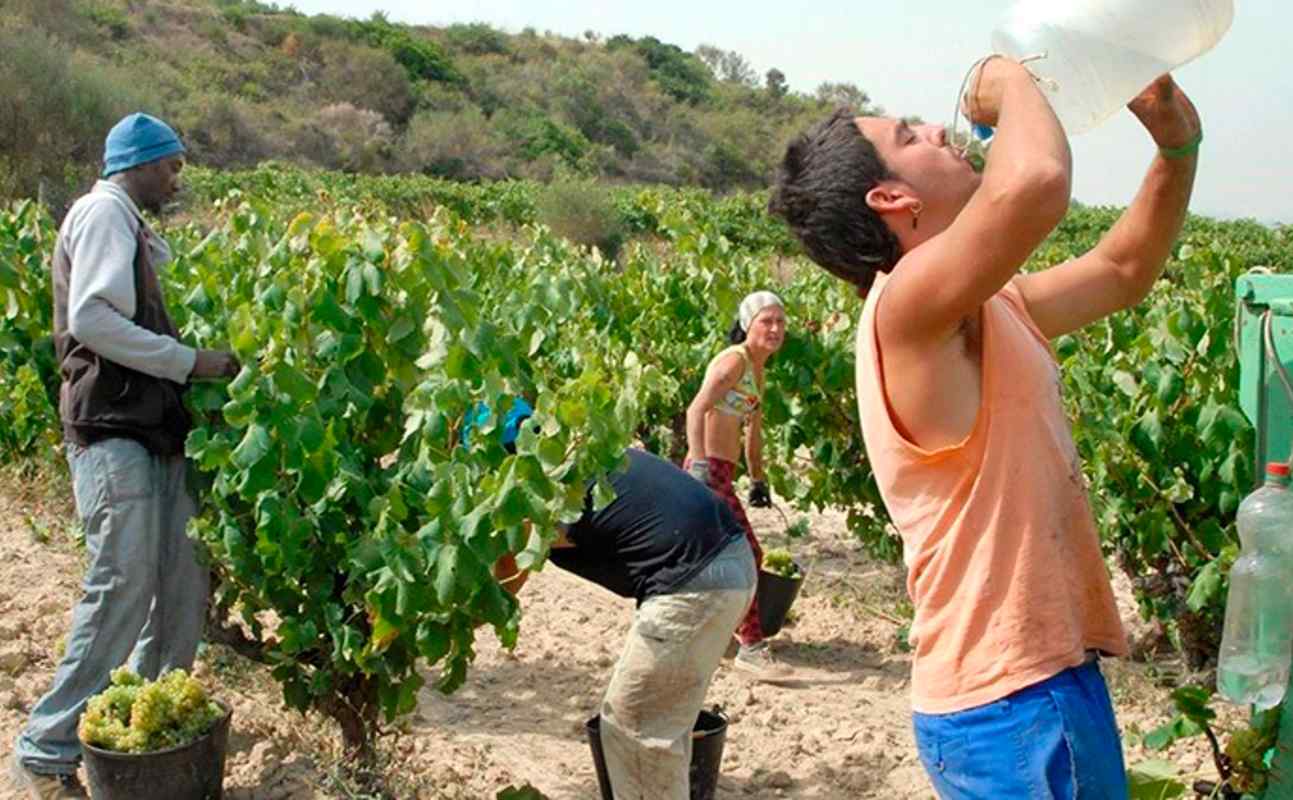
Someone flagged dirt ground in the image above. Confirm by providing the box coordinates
[0,462,1234,799]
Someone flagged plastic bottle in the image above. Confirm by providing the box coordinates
[1217,462,1293,709]
[990,0,1234,134]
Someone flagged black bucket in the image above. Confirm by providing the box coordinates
[757,564,803,637]
[82,701,232,800]
[585,708,728,800]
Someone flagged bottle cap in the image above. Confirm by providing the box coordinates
[1267,462,1291,478]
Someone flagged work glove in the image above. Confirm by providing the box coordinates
[687,458,711,486]
[749,479,772,508]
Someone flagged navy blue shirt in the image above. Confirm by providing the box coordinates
[549,449,745,603]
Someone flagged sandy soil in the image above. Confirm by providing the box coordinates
[0,465,1233,799]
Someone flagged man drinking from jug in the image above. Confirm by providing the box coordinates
[768,58,1200,798]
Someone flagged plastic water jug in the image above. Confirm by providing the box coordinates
[990,0,1234,134]
[1217,462,1293,709]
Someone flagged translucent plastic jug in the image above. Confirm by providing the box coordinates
[1217,462,1293,709]
[990,0,1234,134]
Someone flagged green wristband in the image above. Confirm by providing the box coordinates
[1160,130,1203,160]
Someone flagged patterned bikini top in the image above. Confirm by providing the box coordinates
[711,345,761,421]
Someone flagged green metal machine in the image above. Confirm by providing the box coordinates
[1234,270,1293,799]
[1238,272,1293,472]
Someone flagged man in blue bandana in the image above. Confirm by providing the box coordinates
[9,113,239,799]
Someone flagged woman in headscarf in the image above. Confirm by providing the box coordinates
[684,290,793,683]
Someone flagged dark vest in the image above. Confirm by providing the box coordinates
[52,214,191,455]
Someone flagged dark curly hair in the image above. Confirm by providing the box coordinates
[768,108,901,295]
[727,318,746,344]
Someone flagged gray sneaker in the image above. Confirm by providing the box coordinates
[8,755,87,799]
[732,641,798,684]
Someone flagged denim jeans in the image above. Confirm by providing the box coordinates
[14,438,208,775]
[599,538,756,800]
[913,660,1127,799]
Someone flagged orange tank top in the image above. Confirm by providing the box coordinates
[856,277,1127,714]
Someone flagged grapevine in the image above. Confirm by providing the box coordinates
[1,167,1291,783]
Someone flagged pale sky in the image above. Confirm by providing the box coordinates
[287,0,1289,224]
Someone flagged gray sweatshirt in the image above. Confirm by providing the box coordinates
[59,180,196,383]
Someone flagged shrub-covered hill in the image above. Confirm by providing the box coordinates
[1,0,887,206]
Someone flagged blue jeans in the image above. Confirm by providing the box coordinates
[913,661,1127,799]
[14,439,208,775]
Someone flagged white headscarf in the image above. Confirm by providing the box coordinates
[738,290,785,332]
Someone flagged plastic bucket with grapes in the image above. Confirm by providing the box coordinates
[81,700,233,800]
[757,549,804,637]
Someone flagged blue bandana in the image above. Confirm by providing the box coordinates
[461,397,535,451]
[102,113,185,178]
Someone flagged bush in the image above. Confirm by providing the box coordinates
[304,14,351,40]
[606,35,712,105]
[81,2,130,40]
[173,93,274,169]
[219,4,251,32]
[623,142,689,186]
[353,18,462,85]
[197,16,228,46]
[493,110,590,171]
[0,23,152,206]
[536,175,626,261]
[415,81,470,113]
[553,64,641,158]
[399,107,507,180]
[8,0,86,40]
[693,106,777,190]
[444,23,510,56]
[299,103,395,173]
[313,40,415,125]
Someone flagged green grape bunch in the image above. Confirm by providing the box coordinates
[762,548,802,580]
[79,669,226,754]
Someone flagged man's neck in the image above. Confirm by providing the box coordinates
[106,174,145,213]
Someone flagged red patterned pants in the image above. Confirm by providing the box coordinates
[685,456,765,644]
